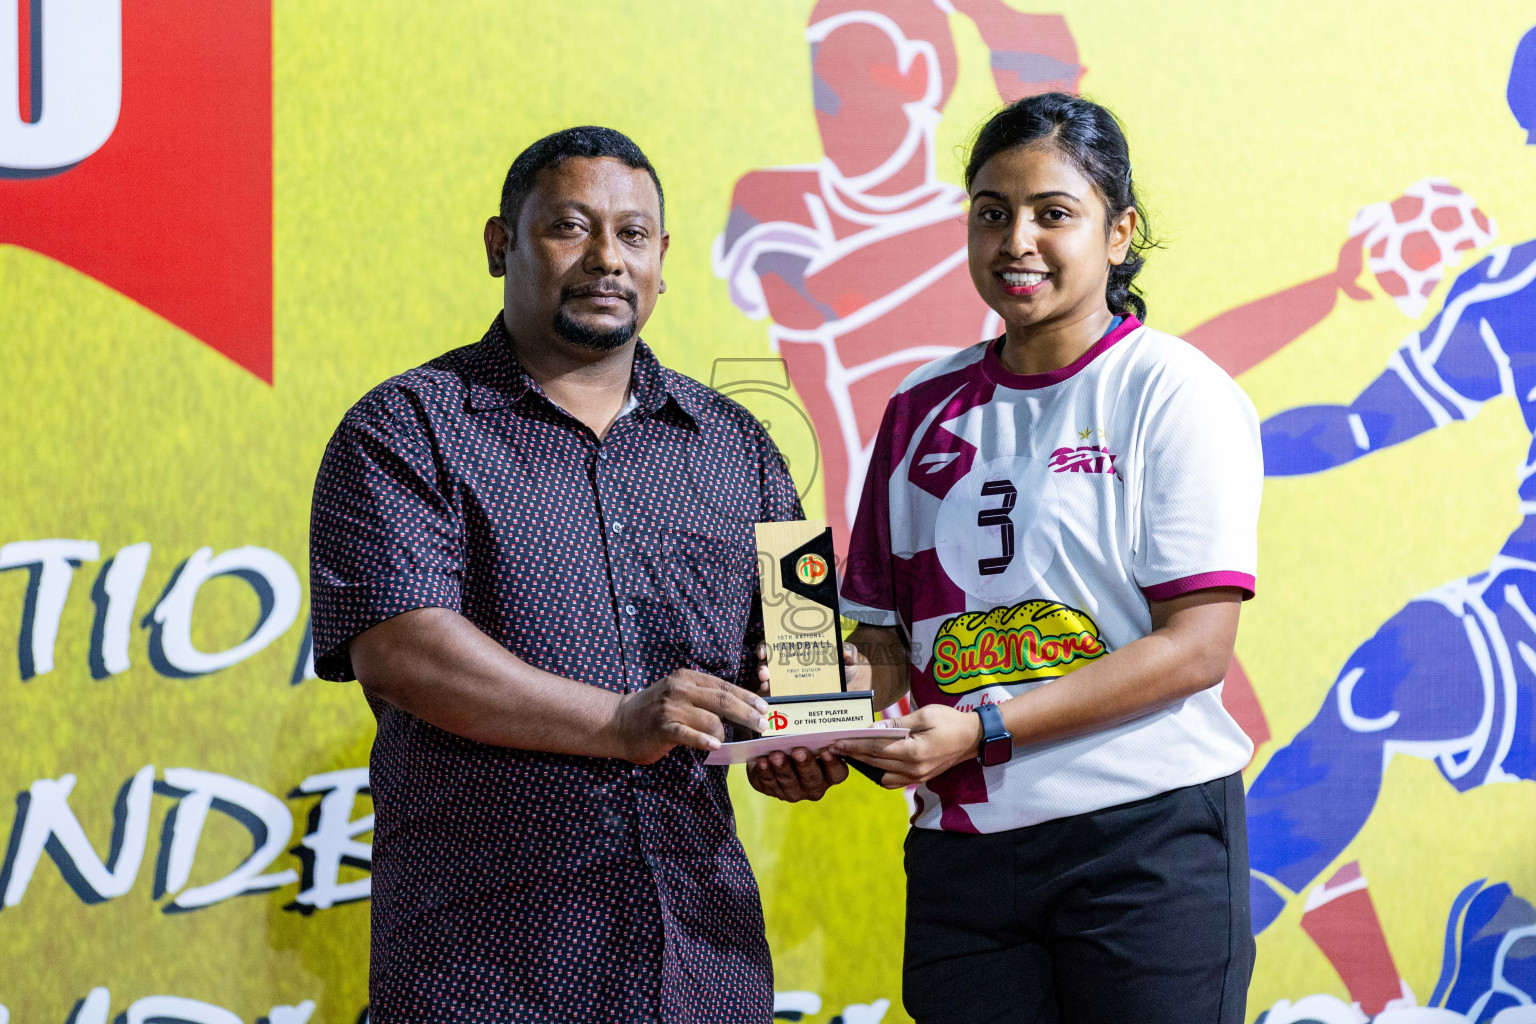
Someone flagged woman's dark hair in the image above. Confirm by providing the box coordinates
[964,93,1153,321]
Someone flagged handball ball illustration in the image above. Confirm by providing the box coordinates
[1350,179,1495,318]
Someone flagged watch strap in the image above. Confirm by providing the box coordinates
[975,702,1010,763]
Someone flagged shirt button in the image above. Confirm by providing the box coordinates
[612,520,624,533]
[624,603,637,616]
[598,449,609,460]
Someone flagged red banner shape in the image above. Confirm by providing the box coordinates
[1,2,273,382]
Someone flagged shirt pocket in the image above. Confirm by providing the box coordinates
[658,523,758,677]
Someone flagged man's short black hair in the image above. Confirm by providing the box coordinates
[499,126,665,236]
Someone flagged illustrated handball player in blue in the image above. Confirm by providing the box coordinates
[1247,28,1536,934]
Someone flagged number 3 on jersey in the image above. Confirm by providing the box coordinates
[935,455,1060,602]
[977,479,1017,576]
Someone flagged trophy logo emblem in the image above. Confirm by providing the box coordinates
[767,710,789,732]
[795,552,829,586]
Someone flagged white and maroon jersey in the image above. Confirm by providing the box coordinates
[841,316,1263,833]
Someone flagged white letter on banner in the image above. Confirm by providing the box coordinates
[1,765,153,907]
[0,0,122,173]
[37,991,312,1024]
[266,1002,316,1024]
[0,539,99,679]
[60,988,110,1024]
[123,996,243,1024]
[147,547,301,677]
[90,541,151,678]
[290,768,372,911]
[159,767,298,911]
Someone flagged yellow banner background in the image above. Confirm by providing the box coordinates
[3,2,1535,1021]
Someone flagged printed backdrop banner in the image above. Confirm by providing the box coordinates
[3,2,1536,1022]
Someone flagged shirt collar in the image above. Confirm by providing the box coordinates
[466,313,702,428]
[981,314,1142,391]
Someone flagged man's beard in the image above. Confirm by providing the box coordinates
[552,291,638,351]
[552,307,635,350]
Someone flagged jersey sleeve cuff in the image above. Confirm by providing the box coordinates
[1141,571,1256,602]
[840,597,900,628]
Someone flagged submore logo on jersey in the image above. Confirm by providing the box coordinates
[932,599,1105,694]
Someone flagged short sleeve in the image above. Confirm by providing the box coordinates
[840,399,899,627]
[756,423,805,525]
[1133,371,1262,602]
[308,390,464,680]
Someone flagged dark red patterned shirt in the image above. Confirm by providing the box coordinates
[309,315,799,1024]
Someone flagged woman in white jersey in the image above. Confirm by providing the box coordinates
[749,93,1262,1023]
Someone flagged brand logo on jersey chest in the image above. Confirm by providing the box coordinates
[1050,445,1118,475]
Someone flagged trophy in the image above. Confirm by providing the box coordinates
[707,518,902,764]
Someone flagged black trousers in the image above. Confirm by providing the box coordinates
[903,773,1254,1024]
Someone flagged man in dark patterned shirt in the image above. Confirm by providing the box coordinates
[309,127,798,1023]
